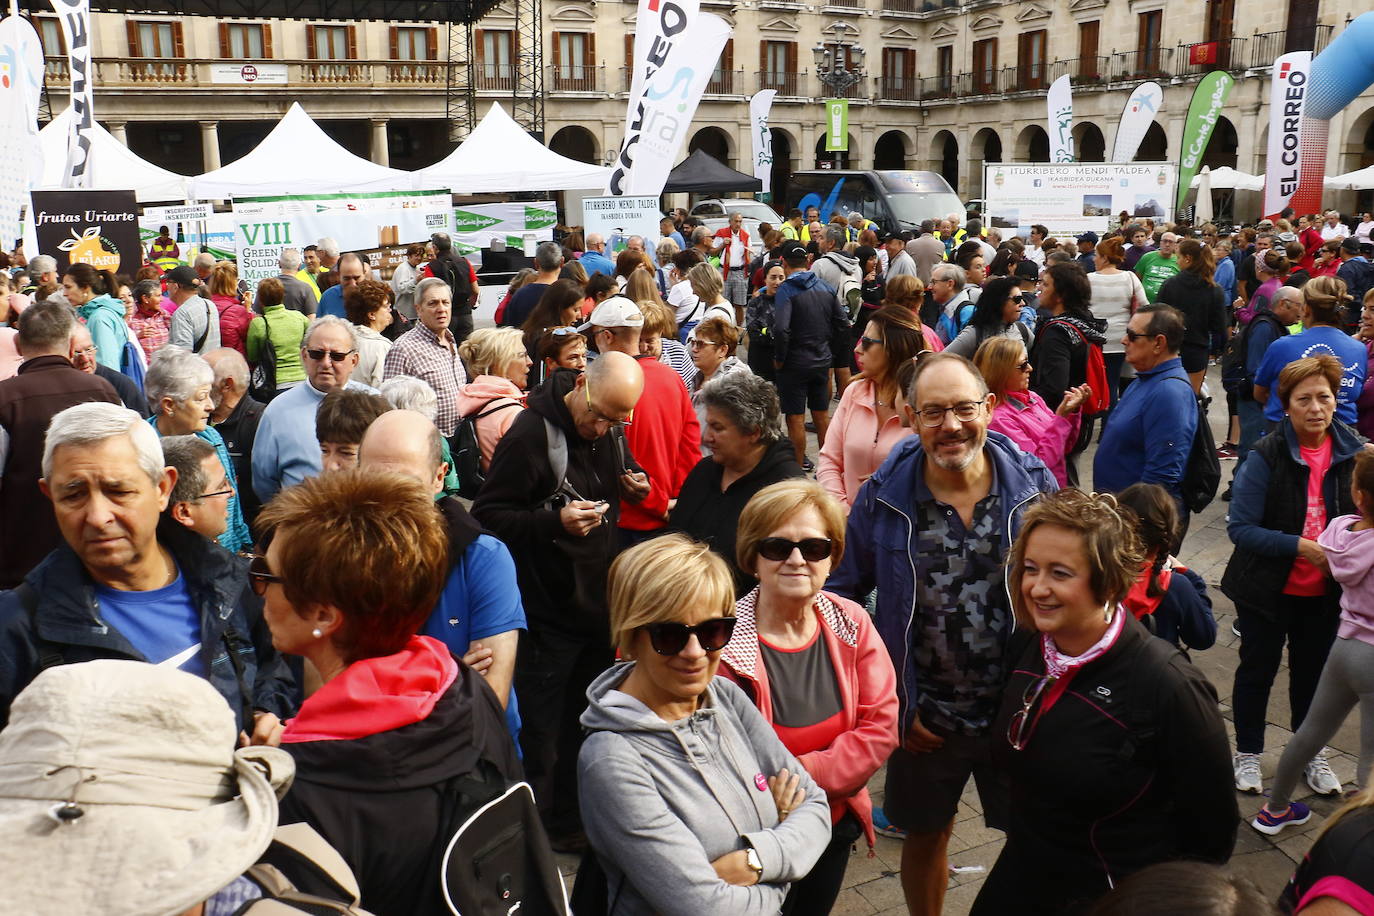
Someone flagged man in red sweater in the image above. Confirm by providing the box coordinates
[581,296,700,548]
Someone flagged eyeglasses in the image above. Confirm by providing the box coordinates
[1123,329,1153,342]
[585,381,633,427]
[858,335,884,350]
[1017,360,1032,372]
[915,398,987,427]
[305,348,357,363]
[689,338,722,350]
[757,537,833,562]
[643,617,738,655]
[1009,295,1025,304]
[72,345,97,357]
[195,487,234,501]
[247,554,285,596]
[1007,674,1056,751]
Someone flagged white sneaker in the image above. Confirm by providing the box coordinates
[1306,750,1342,796]
[1235,752,1262,793]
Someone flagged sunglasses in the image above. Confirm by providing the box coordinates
[757,537,833,562]
[1009,295,1025,304]
[1007,674,1056,751]
[689,338,722,350]
[247,554,285,596]
[1017,360,1032,371]
[858,335,884,350]
[1123,329,1153,342]
[643,617,737,655]
[305,348,356,363]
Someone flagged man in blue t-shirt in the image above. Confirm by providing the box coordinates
[316,252,369,319]
[1253,298,1367,426]
[359,410,525,743]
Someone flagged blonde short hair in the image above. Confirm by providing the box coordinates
[687,261,723,303]
[973,336,1028,398]
[736,480,845,577]
[458,326,527,378]
[608,534,734,656]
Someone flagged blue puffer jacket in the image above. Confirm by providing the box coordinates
[826,431,1058,733]
[0,520,296,730]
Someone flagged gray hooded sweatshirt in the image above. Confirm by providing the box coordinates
[578,664,831,915]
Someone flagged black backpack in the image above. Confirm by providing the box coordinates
[434,760,570,916]
[1220,312,1286,396]
[1168,378,1222,514]
[250,315,280,404]
[451,400,521,499]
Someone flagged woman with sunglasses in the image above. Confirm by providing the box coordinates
[578,534,831,916]
[973,336,1088,488]
[970,489,1236,916]
[943,276,1033,359]
[255,469,523,915]
[718,481,898,916]
[817,305,923,510]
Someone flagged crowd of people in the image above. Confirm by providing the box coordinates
[1,202,1374,915]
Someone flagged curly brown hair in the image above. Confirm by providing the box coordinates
[343,278,393,325]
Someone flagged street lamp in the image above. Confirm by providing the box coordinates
[812,33,866,97]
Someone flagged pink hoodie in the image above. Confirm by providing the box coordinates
[452,375,525,473]
[986,390,1080,488]
[1317,514,1374,646]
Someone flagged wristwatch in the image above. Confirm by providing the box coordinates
[744,845,764,880]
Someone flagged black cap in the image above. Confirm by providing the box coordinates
[1341,236,1362,254]
[880,229,909,243]
[1014,260,1040,280]
[1076,231,1099,245]
[164,266,198,288]
[779,240,808,262]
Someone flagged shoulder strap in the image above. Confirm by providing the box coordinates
[471,399,520,423]
[17,583,65,672]
[194,298,211,352]
[543,416,569,500]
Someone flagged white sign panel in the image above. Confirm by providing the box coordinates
[451,200,557,258]
[210,62,289,85]
[983,162,1177,239]
[582,196,663,255]
[143,203,215,223]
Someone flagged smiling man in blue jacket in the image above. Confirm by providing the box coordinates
[1094,304,1197,526]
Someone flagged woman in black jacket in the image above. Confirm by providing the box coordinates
[1031,261,1107,485]
[257,470,522,916]
[1156,239,1229,391]
[970,490,1237,916]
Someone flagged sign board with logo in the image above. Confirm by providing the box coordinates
[824,99,849,152]
[32,189,141,275]
[982,162,1177,239]
[210,63,289,85]
[581,196,662,256]
[142,203,215,224]
[231,189,455,283]
[451,200,558,262]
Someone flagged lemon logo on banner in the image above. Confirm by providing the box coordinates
[524,205,557,230]
[824,99,848,152]
[454,209,502,233]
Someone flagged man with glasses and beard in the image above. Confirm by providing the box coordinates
[827,352,1057,916]
[252,316,376,501]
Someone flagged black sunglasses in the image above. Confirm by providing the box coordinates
[859,335,884,350]
[247,554,285,596]
[643,617,737,655]
[305,347,356,363]
[757,537,833,562]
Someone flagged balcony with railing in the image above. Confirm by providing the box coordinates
[706,68,742,95]
[1104,47,1175,82]
[1172,36,1248,77]
[877,75,919,102]
[473,66,514,91]
[547,64,603,93]
[879,0,921,12]
[44,56,453,90]
[1247,23,1335,68]
[821,0,864,12]
[757,70,804,96]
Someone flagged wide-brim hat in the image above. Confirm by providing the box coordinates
[0,660,294,916]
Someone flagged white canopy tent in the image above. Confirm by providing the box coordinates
[1325,166,1374,191]
[1189,167,1263,192]
[191,102,411,199]
[412,102,610,193]
[37,108,189,202]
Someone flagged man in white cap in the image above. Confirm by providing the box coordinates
[581,295,698,548]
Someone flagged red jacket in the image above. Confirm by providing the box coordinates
[618,356,700,530]
[213,295,252,356]
[713,227,751,274]
[719,589,899,849]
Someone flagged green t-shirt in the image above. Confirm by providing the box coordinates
[1134,251,1180,303]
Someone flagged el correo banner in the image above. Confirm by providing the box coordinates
[32,189,141,276]
[209,63,289,85]
[983,162,1177,239]
[0,16,44,247]
[824,99,849,153]
[1263,52,1311,218]
[750,89,777,194]
[451,200,557,257]
[607,0,703,195]
[231,189,455,283]
[1110,81,1163,163]
[582,196,663,256]
[1176,70,1235,210]
[52,0,94,188]
[1046,75,1074,163]
[619,13,732,196]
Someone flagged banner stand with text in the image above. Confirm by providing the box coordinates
[32,189,141,276]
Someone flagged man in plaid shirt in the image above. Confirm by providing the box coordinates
[382,277,468,437]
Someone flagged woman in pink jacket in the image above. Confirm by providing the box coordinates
[974,336,1089,487]
[720,480,899,916]
[454,327,529,473]
[818,305,925,509]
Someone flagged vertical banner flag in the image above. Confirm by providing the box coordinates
[1110,81,1164,163]
[617,14,732,196]
[51,0,94,188]
[750,89,776,193]
[1282,12,1374,217]
[0,16,43,246]
[1263,52,1312,218]
[607,0,703,195]
[1046,75,1074,163]
[824,99,848,153]
[1175,70,1235,211]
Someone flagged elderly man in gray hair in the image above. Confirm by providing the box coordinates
[203,348,265,524]
[0,400,296,733]
[276,249,318,316]
[382,277,468,437]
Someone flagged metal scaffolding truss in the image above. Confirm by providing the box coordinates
[446,20,475,143]
[509,0,543,140]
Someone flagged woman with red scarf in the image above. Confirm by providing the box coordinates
[970,490,1236,916]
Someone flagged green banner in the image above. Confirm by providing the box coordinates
[524,204,557,230]
[1176,70,1235,210]
[824,99,849,152]
[453,208,503,233]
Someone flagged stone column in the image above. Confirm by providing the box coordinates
[370,118,390,167]
[106,122,128,145]
[1238,101,1263,175]
[200,121,221,172]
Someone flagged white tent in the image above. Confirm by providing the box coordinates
[1189,166,1263,192]
[37,108,189,202]
[1325,166,1374,191]
[412,103,609,193]
[191,102,411,199]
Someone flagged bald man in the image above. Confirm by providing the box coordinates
[360,409,525,743]
[472,350,647,849]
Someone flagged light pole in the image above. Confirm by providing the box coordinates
[811,30,866,98]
